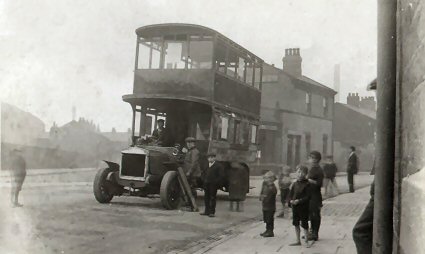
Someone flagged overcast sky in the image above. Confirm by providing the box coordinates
[0,0,377,132]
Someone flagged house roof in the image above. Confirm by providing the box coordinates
[337,103,376,120]
[262,63,337,95]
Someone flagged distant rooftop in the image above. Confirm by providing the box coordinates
[338,103,376,119]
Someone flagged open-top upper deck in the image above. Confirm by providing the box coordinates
[126,23,264,118]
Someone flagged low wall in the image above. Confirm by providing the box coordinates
[1,143,122,170]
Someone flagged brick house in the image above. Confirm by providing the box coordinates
[257,48,336,172]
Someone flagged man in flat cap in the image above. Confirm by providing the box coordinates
[200,152,223,217]
[9,149,27,207]
[184,137,201,191]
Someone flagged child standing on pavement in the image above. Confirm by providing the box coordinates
[289,165,311,247]
[259,171,277,237]
[277,165,292,218]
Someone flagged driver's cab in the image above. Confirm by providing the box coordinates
[130,99,212,154]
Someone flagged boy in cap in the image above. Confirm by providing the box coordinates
[277,165,292,218]
[307,150,324,241]
[259,171,277,237]
[200,152,223,217]
[288,165,311,247]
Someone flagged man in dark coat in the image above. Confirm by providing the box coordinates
[307,150,324,241]
[9,149,27,207]
[352,78,376,254]
[347,146,359,193]
[353,180,374,254]
[152,119,169,146]
[200,152,223,217]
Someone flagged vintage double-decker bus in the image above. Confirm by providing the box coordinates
[93,24,264,209]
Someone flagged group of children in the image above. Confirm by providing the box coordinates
[259,151,325,248]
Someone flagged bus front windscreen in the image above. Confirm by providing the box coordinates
[137,35,213,70]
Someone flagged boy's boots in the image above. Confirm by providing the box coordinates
[308,230,318,241]
[262,230,274,237]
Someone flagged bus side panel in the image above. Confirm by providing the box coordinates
[134,69,214,101]
[214,75,261,116]
[208,140,257,163]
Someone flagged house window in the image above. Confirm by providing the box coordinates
[323,97,328,117]
[323,134,328,156]
[250,125,258,144]
[305,132,311,158]
[306,93,312,114]
[233,120,241,144]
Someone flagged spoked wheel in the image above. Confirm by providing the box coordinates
[160,171,182,210]
[93,168,115,203]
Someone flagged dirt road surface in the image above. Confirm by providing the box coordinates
[0,168,373,254]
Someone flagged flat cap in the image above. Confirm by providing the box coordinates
[367,78,377,91]
[185,137,196,142]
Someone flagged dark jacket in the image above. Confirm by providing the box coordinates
[10,154,27,176]
[203,161,223,185]
[184,147,201,177]
[152,127,170,146]
[308,164,324,208]
[347,152,359,174]
[323,162,337,179]
[260,182,277,211]
[288,179,310,208]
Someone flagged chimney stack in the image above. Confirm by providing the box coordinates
[282,48,302,77]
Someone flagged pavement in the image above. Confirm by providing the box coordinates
[170,175,373,254]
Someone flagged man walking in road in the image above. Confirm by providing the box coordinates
[307,150,324,241]
[200,152,222,217]
[9,149,27,207]
[347,146,359,193]
[323,155,338,198]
